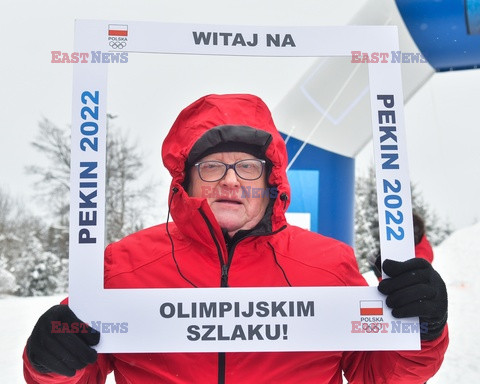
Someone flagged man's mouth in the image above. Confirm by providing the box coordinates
[215,199,242,205]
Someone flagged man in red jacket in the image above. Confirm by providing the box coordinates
[24,94,448,383]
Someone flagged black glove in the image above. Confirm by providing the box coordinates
[27,305,100,377]
[378,258,448,341]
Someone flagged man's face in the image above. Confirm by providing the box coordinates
[187,152,270,237]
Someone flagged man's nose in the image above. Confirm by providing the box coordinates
[221,168,240,186]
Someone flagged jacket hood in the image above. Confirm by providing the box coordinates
[161,94,290,244]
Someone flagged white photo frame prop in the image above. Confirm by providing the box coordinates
[70,21,418,353]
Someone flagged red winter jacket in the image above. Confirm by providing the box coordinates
[23,94,448,384]
[416,234,434,263]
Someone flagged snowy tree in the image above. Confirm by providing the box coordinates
[0,256,17,295]
[407,184,452,247]
[104,116,155,243]
[354,166,379,273]
[11,237,66,296]
[1,116,157,296]
[27,116,155,244]
[0,187,65,296]
[27,118,70,226]
[354,165,452,273]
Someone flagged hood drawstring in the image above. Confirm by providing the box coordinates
[267,242,291,287]
[166,187,197,288]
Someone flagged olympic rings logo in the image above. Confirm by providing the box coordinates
[109,41,127,49]
[362,322,381,333]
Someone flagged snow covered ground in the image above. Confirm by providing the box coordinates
[2,223,479,383]
[427,222,480,383]
[0,294,65,384]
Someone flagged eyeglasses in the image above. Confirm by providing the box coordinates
[194,159,266,182]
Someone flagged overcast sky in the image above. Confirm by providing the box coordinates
[1,0,479,231]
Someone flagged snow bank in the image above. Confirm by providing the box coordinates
[428,222,480,383]
[0,295,64,383]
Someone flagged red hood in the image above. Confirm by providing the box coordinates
[161,94,290,245]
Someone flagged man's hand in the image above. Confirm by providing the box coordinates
[27,305,100,377]
[378,258,448,341]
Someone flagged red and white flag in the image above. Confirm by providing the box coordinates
[360,300,383,316]
[108,24,128,37]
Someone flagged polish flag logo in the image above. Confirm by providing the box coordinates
[108,24,128,37]
[360,300,383,316]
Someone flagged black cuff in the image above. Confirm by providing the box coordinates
[26,337,52,374]
[421,311,448,341]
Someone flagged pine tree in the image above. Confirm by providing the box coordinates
[0,187,64,296]
[12,236,65,296]
[354,166,379,273]
[354,165,451,273]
